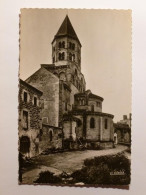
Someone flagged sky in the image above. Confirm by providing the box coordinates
[20,9,131,122]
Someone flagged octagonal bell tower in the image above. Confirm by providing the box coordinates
[52,15,82,71]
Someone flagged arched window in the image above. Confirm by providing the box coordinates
[91,105,94,112]
[82,99,85,105]
[34,96,37,106]
[96,101,101,107]
[62,52,65,60]
[62,41,65,48]
[59,41,65,48]
[23,91,27,102]
[72,43,75,50]
[58,53,61,60]
[59,42,62,48]
[69,42,75,50]
[77,120,82,127]
[90,118,95,128]
[49,131,53,142]
[105,118,108,129]
[58,52,65,61]
[69,53,72,61]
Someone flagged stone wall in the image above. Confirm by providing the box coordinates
[26,67,59,127]
[63,121,71,139]
[101,116,114,141]
[70,83,79,107]
[39,124,63,153]
[52,37,68,66]
[116,129,131,144]
[100,142,114,149]
[86,115,100,141]
[52,37,81,68]
[71,121,77,141]
[63,120,77,141]
[74,115,84,138]
[19,80,42,157]
[88,99,102,112]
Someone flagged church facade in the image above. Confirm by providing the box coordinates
[25,15,114,150]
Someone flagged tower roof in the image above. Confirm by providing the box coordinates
[52,15,81,46]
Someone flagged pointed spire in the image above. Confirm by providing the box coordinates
[53,15,81,46]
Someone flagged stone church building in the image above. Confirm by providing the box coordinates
[25,15,114,150]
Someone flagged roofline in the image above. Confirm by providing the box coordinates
[114,123,130,129]
[63,114,81,122]
[86,111,114,118]
[20,79,43,95]
[67,110,114,118]
[25,67,41,82]
[89,94,104,101]
[74,93,103,101]
[25,66,59,82]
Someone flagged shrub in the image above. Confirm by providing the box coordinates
[71,153,130,185]
[34,171,62,184]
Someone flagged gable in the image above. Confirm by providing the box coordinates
[25,67,59,85]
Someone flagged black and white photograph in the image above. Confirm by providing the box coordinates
[19,9,131,187]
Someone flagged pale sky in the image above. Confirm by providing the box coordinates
[20,9,131,122]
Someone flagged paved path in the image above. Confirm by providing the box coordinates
[22,145,129,184]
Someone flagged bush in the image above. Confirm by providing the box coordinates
[71,153,130,185]
[34,171,62,184]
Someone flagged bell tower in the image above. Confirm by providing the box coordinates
[52,15,81,71]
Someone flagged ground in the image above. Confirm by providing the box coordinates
[22,145,130,184]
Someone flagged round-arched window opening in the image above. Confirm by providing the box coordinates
[90,117,95,128]
[104,118,108,129]
[62,41,65,48]
[49,130,53,142]
[59,42,62,48]
[91,105,94,112]
[77,120,82,127]
[69,53,72,61]
[58,52,65,61]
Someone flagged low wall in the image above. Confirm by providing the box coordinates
[100,141,114,149]
[39,124,63,153]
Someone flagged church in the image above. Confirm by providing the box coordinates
[25,15,114,151]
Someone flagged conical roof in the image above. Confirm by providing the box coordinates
[52,15,81,46]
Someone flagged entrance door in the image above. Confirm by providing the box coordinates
[20,136,30,154]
